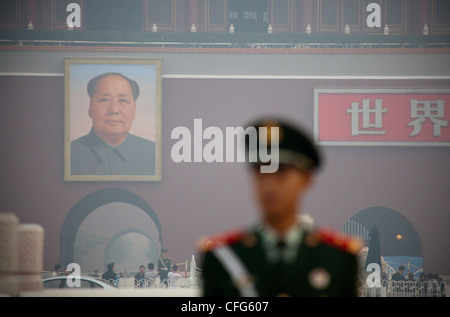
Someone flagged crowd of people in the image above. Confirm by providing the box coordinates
[131,262,182,288]
[360,265,447,297]
[390,266,446,296]
[51,249,185,289]
[86,249,183,288]
[390,265,444,285]
[93,261,183,288]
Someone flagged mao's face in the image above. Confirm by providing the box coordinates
[88,74,136,145]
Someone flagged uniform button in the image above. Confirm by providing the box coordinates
[308,267,331,290]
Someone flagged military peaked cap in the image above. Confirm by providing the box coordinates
[245,117,321,172]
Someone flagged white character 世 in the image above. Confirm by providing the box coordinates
[347,99,387,136]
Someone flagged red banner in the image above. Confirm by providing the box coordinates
[314,89,450,146]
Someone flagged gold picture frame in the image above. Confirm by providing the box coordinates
[64,58,162,181]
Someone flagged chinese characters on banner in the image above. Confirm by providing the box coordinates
[314,89,450,146]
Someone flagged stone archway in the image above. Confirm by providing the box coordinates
[60,188,162,270]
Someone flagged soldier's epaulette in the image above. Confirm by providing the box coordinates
[196,229,245,253]
[306,227,363,255]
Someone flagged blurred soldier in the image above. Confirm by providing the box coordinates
[198,117,362,297]
[158,249,171,286]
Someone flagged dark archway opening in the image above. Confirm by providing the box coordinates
[60,188,162,270]
[103,228,159,272]
[341,206,423,276]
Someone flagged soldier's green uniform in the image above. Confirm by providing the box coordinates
[158,249,171,284]
[199,223,362,297]
[198,118,362,297]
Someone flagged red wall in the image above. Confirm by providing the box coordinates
[1,75,449,274]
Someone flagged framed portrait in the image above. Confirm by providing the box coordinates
[64,58,162,181]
